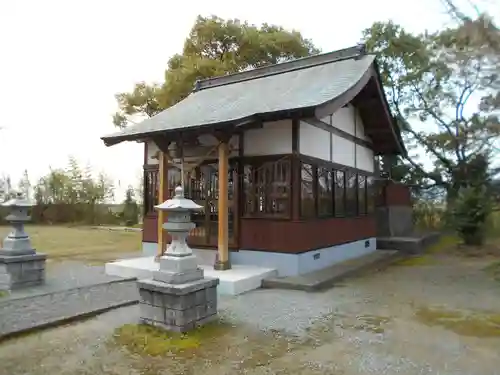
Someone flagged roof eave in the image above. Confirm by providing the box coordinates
[372,59,407,157]
[100,107,317,148]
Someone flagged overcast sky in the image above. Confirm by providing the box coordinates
[0,0,494,200]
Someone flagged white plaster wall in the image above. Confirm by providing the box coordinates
[331,107,355,135]
[332,136,374,172]
[332,134,355,167]
[356,145,375,173]
[146,141,159,165]
[243,120,292,156]
[299,121,330,161]
[329,105,369,141]
[320,104,374,170]
[355,109,369,141]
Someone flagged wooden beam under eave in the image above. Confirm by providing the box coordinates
[151,134,171,153]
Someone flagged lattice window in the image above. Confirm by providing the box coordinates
[167,167,181,198]
[346,171,358,216]
[300,163,316,218]
[358,174,367,215]
[244,158,291,217]
[143,166,159,215]
[366,176,375,214]
[318,167,333,217]
[334,170,346,217]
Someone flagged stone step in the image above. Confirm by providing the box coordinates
[377,232,441,254]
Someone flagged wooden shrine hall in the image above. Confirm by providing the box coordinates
[101,44,406,277]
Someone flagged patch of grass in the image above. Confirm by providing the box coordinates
[112,322,234,357]
[0,225,141,264]
[426,235,460,254]
[396,255,436,267]
[483,261,500,281]
[0,290,9,298]
[415,306,500,338]
[393,236,462,267]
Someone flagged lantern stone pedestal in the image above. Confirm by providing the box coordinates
[0,193,46,291]
[138,186,219,333]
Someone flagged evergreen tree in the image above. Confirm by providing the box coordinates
[122,185,139,226]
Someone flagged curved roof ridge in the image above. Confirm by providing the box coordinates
[195,44,367,91]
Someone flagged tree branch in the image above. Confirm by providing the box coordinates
[410,81,462,162]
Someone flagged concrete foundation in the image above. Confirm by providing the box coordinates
[138,277,219,332]
[140,237,377,277]
[106,257,277,296]
[0,253,47,290]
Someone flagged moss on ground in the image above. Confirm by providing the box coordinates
[0,290,9,298]
[415,306,500,338]
[484,261,500,281]
[426,235,460,254]
[315,313,392,335]
[110,321,300,373]
[112,322,234,357]
[395,236,462,267]
[396,256,436,267]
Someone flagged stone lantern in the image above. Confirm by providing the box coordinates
[137,185,219,332]
[0,192,46,291]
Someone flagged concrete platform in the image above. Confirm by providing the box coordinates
[262,250,401,292]
[105,256,277,296]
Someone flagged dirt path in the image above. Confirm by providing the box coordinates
[1,253,499,375]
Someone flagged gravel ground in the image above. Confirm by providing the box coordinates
[4,261,126,300]
[1,254,499,375]
[0,262,138,337]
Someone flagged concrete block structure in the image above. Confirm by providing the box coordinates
[138,278,218,332]
[137,186,220,332]
[0,254,46,290]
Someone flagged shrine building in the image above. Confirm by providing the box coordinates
[102,45,405,277]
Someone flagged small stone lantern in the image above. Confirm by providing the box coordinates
[0,192,46,291]
[157,185,203,261]
[137,185,219,332]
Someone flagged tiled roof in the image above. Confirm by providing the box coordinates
[102,45,375,146]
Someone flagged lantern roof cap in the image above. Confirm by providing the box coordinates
[2,192,33,207]
[155,186,202,212]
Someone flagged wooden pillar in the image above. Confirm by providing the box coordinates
[156,151,166,260]
[214,138,231,270]
[374,155,381,177]
[291,119,300,221]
